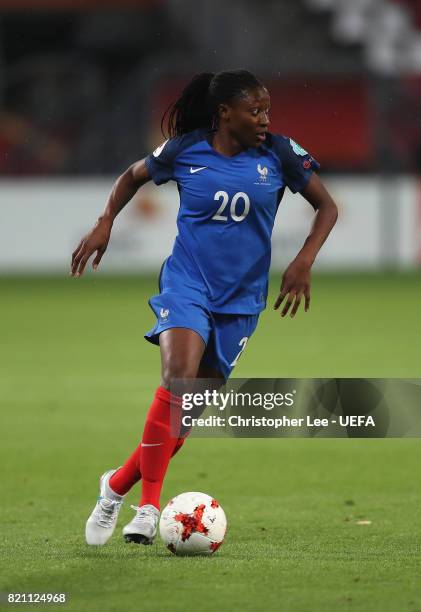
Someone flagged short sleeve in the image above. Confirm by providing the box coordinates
[144,136,181,185]
[271,134,321,194]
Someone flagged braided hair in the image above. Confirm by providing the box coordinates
[161,69,265,139]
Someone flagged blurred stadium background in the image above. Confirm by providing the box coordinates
[1,0,421,273]
[2,4,421,611]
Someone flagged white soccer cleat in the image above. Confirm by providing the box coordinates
[123,504,160,545]
[85,469,124,545]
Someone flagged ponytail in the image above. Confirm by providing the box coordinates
[161,69,264,139]
[161,72,215,139]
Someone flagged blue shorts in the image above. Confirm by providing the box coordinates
[144,292,259,381]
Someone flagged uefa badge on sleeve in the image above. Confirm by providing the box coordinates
[289,138,308,156]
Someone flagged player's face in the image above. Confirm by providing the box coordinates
[220,86,271,148]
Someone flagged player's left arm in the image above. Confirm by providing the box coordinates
[273,172,338,318]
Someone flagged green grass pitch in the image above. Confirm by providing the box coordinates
[1,272,421,611]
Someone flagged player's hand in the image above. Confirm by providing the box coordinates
[70,215,113,277]
[273,259,311,318]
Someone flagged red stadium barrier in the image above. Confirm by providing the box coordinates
[151,77,375,170]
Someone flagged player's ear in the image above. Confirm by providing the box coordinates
[218,103,230,121]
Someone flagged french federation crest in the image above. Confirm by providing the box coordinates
[257,163,268,181]
[289,138,308,156]
[160,307,170,322]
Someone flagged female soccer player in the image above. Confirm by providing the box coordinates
[70,70,338,546]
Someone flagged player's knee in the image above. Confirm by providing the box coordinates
[160,361,199,391]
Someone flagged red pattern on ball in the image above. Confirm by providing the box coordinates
[175,503,209,541]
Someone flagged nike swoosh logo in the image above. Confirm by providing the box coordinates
[141,442,163,447]
[190,166,207,174]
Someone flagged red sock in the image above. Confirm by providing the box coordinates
[139,386,183,510]
[171,436,186,458]
[109,434,186,496]
[108,387,185,507]
[108,443,142,495]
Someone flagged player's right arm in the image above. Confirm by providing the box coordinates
[70,158,151,277]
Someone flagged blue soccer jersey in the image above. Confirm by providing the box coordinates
[144,127,320,315]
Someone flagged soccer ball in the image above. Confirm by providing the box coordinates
[159,492,227,556]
